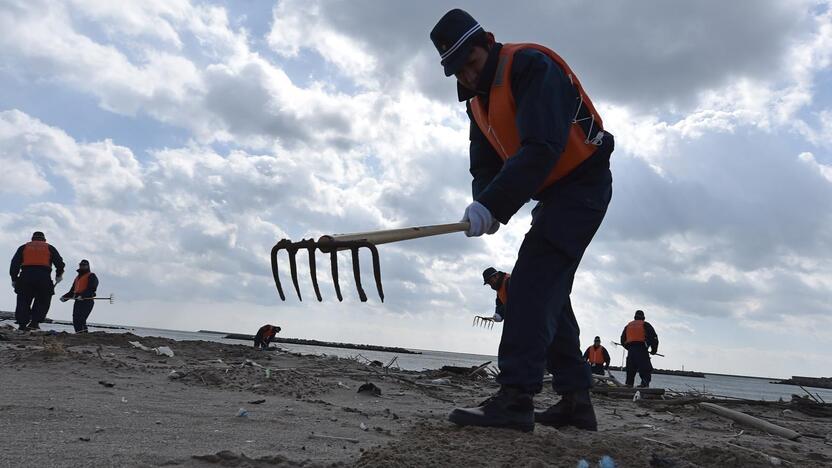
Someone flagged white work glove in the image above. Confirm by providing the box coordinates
[461,201,496,237]
[55,275,63,285]
[492,312,503,323]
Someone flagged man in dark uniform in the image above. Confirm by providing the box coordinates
[620,310,659,387]
[60,259,99,333]
[9,231,65,330]
[431,9,613,432]
[254,324,281,350]
[482,267,509,323]
[583,336,611,375]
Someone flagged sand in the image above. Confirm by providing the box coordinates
[1,325,830,467]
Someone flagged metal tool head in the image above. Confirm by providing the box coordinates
[472,316,494,329]
[108,293,115,304]
[271,237,384,302]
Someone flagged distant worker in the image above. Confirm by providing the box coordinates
[482,267,510,322]
[583,336,611,375]
[9,231,65,331]
[60,259,99,333]
[620,310,659,388]
[254,324,281,349]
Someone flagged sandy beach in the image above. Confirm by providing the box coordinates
[1,326,830,468]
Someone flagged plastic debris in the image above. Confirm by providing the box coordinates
[633,390,641,402]
[128,341,152,351]
[155,346,174,357]
[168,370,183,380]
[359,422,368,431]
[577,457,616,468]
[237,408,248,417]
[429,378,451,385]
[265,369,271,379]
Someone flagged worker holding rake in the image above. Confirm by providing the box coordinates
[431,9,614,432]
[60,259,99,333]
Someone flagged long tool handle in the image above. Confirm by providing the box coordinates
[321,222,469,246]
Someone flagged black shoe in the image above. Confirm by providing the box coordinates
[637,382,650,388]
[17,324,29,332]
[534,390,597,431]
[27,322,40,330]
[448,387,534,432]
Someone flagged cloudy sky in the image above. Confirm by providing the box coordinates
[2,0,831,378]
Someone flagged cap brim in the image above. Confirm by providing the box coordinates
[442,41,473,77]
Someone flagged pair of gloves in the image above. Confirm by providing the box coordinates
[461,201,500,237]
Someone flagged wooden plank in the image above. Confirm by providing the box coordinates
[699,402,801,440]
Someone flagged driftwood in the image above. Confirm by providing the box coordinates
[591,387,665,396]
[699,402,801,440]
[309,433,360,444]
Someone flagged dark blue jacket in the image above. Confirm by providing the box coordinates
[462,43,612,224]
[9,243,65,282]
[62,272,99,299]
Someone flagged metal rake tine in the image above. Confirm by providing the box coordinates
[270,240,290,301]
[287,243,302,301]
[364,242,384,302]
[350,247,368,302]
[472,316,477,327]
[306,244,322,302]
[330,250,343,302]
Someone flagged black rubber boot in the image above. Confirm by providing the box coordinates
[448,387,535,432]
[27,322,40,330]
[534,390,597,431]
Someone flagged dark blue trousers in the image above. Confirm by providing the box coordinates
[625,345,653,386]
[15,272,54,326]
[73,300,95,332]
[496,152,612,395]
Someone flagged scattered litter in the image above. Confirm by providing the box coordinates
[121,397,127,403]
[237,408,248,418]
[429,378,451,386]
[128,341,175,357]
[577,456,616,468]
[98,380,115,388]
[167,370,183,380]
[242,359,262,368]
[359,422,368,431]
[633,390,641,402]
[337,381,351,389]
[357,383,381,396]
[247,399,266,405]
[265,369,271,379]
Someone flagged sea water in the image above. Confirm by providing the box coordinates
[37,322,832,402]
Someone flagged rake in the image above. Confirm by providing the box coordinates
[72,293,115,304]
[472,315,495,329]
[271,222,469,302]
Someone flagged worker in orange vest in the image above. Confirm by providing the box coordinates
[620,310,659,387]
[583,336,611,376]
[482,267,510,322]
[9,231,65,331]
[432,9,613,432]
[60,259,99,333]
[254,324,281,350]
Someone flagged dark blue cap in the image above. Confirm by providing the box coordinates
[430,9,484,77]
[482,266,498,284]
[31,231,45,241]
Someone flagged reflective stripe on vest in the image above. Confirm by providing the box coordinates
[588,346,605,365]
[497,273,510,305]
[625,320,646,344]
[469,43,604,192]
[22,241,51,267]
[72,273,91,294]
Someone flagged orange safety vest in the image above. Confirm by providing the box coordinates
[587,345,606,365]
[72,273,91,294]
[22,241,51,266]
[470,43,604,192]
[625,320,646,344]
[496,273,510,305]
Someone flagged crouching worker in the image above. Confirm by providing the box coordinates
[60,259,98,333]
[254,324,281,349]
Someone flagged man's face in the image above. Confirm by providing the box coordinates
[486,275,500,290]
[454,45,489,91]
[594,340,601,347]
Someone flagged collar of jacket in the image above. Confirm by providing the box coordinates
[457,42,504,102]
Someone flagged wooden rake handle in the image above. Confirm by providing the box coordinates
[320,222,469,245]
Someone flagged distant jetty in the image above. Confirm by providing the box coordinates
[609,365,705,378]
[217,332,420,355]
[771,376,832,390]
